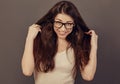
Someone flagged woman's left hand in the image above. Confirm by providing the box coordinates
[85,30,98,49]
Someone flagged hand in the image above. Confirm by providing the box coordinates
[27,24,41,40]
[85,30,98,49]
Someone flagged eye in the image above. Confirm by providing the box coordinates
[55,21,62,24]
[54,21,62,25]
[66,23,74,26]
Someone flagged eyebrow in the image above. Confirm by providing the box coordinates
[55,18,74,23]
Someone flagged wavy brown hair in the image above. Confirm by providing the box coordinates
[33,1,91,78]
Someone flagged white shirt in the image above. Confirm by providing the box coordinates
[34,47,75,84]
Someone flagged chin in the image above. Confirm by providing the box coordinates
[58,35,67,39]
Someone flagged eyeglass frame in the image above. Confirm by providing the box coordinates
[53,21,75,30]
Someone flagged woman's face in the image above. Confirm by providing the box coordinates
[53,13,74,39]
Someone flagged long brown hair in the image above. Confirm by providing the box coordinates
[33,1,91,78]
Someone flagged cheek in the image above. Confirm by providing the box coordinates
[67,29,73,34]
[54,27,73,34]
[53,27,58,33]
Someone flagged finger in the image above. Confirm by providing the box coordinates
[85,30,93,35]
[35,24,42,31]
[39,28,41,32]
[89,30,97,35]
[33,24,42,29]
[86,30,98,38]
[91,31,98,39]
[35,27,41,32]
[32,24,40,28]
[30,24,42,32]
[87,31,92,35]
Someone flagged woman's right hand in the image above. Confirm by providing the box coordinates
[27,24,41,40]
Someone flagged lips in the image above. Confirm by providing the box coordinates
[59,32,67,36]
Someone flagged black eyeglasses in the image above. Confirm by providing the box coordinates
[54,21,75,30]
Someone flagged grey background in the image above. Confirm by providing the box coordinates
[0,0,120,84]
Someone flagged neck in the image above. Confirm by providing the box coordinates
[57,38,67,45]
[57,38,70,52]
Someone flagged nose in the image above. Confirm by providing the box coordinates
[60,25,66,31]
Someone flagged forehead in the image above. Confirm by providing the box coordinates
[54,13,74,22]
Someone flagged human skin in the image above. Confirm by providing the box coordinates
[21,13,98,81]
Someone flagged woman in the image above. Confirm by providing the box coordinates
[21,1,98,84]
